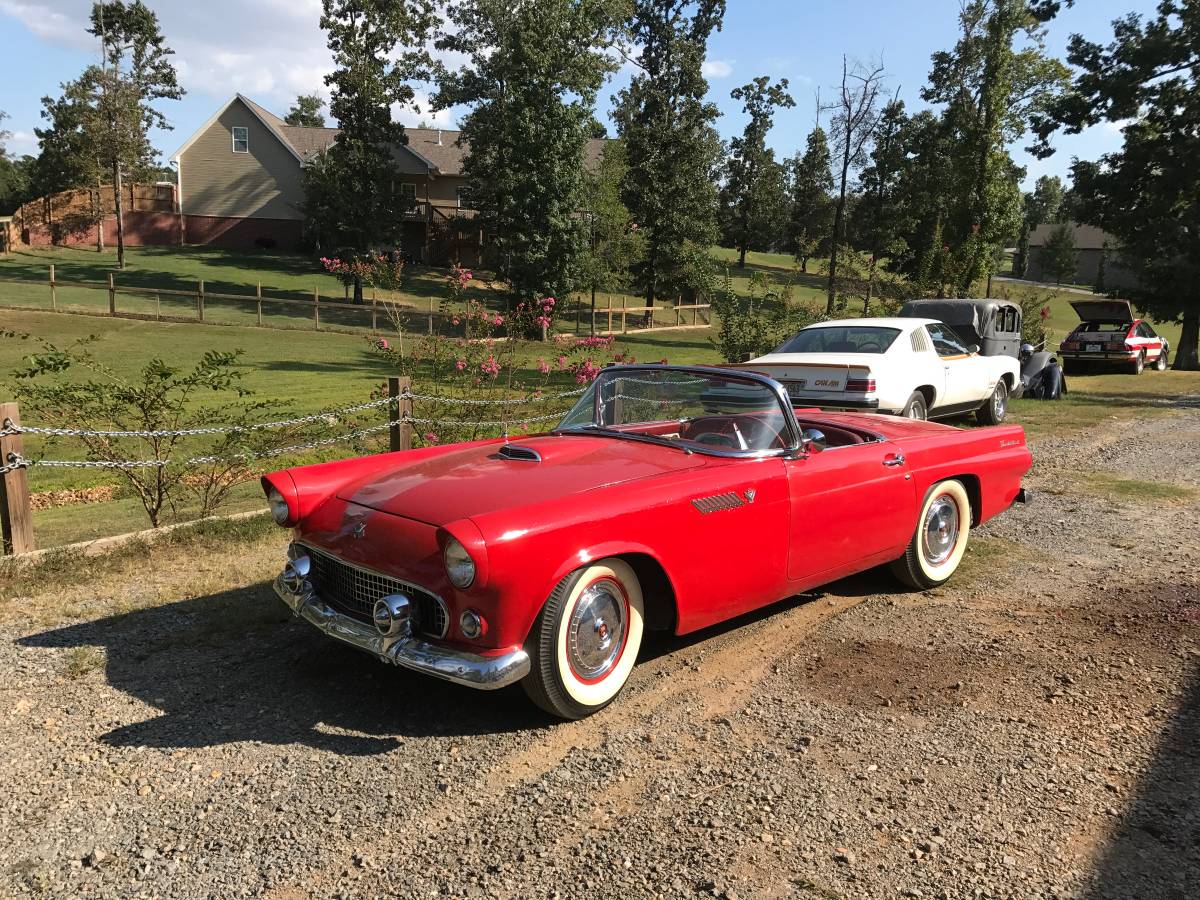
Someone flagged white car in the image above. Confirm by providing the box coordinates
[743,317,1021,423]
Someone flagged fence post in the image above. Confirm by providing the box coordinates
[0,402,35,555]
[314,287,320,330]
[107,273,116,315]
[607,297,613,334]
[256,283,263,326]
[371,297,378,333]
[155,293,160,320]
[388,376,413,452]
[49,264,57,311]
[621,296,628,334]
[196,280,205,321]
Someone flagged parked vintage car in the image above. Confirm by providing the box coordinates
[900,298,1066,399]
[743,318,1022,423]
[263,366,1032,719]
[1058,299,1169,374]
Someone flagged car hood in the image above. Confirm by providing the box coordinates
[1070,298,1133,323]
[336,433,707,526]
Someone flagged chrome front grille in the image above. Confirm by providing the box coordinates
[305,546,448,638]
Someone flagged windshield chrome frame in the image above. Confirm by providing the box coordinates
[554,364,803,459]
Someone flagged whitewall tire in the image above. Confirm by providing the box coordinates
[890,479,972,590]
[522,558,645,719]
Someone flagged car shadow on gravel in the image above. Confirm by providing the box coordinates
[17,582,545,754]
[1083,666,1200,900]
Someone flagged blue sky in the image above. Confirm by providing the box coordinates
[0,0,1154,189]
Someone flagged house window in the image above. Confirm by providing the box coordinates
[232,127,249,153]
[398,182,417,204]
[456,186,472,208]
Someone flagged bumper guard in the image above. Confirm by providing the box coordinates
[273,578,530,690]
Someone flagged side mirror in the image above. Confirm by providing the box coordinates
[800,428,827,454]
[967,344,981,354]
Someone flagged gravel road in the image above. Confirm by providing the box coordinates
[1,406,1197,900]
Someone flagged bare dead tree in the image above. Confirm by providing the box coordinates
[824,57,886,313]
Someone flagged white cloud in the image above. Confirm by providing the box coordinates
[5,130,37,156]
[0,0,90,47]
[702,58,733,79]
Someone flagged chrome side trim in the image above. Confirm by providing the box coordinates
[274,579,530,690]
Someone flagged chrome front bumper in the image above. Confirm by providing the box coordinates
[273,578,530,690]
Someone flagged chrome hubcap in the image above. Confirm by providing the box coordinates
[567,581,626,680]
[993,389,1006,418]
[922,496,960,566]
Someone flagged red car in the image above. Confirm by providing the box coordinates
[263,366,1031,719]
[1058,299,1169,374]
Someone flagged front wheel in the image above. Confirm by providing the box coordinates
[522,558,644,719]
[975,380,1008,425]
[890,479,972,590]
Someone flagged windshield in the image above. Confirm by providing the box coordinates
[775,326,900,354]
[557,368,794,454]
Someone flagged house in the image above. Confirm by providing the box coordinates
[1024,222,1138,291]
[172,94,606,263]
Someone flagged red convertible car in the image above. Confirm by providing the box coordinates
[264,366,1031,719]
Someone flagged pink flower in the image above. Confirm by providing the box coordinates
[452,316,461,326]
[455,359,466,371]
[630,223,638,231]
[573,359,601,384]
[492,314,504,326]
[375,338,390,350]
[556,355,569,370]
[1040,305,1050,320]
[424,432,439,444]
[537,358,551,375]
[481,355,501,379]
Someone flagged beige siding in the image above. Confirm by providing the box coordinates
[180,98,304,220]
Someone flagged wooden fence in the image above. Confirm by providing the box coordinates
[0,269,715,338]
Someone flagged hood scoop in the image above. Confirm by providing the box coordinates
[497,444,542,462]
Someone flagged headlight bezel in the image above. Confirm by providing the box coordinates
[443,537,476,589]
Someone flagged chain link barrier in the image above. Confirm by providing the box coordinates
[0,384,587,472]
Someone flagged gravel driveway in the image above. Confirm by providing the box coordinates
[1,406,1197,900]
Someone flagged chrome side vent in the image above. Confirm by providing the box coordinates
[498,444,542,462]
[692,492,746,515]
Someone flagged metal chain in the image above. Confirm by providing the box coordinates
[1,389,587,439]
[406,387,586,405]
[0,396,399,439]
[405,411,567,427]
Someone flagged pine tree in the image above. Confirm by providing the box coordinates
[579,140,645,331]
[721,76,794,267]
[786,126,833,272]
[306,0,434,300]
[614,0,726,305]
[435,0,626,309]
[285,93,326,127]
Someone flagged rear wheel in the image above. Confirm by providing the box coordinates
[1130,351,1146,375]
[1153,348,1169,371]
[975,380,1008,425]
[890,480,972,590]
[901,391,928,420]
[522,558,644,719]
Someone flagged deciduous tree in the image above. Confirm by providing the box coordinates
[614,0,725,305]
[1041,222,1076,284]
[1032,0,1200,369]
[578,140,645,331]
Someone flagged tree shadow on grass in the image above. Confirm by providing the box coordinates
[1082,665,1200,899]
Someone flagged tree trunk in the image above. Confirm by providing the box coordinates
[353,275,364,305]
[113,163,126,270]
[94,185,105,253]
[1174,313,1199,371]
[738,245,747,268]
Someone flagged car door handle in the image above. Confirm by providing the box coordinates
[883,453,906,467]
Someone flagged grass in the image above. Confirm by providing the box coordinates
[64,646,106,678]
[1075,473,1196,503]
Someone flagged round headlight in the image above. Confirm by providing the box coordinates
[267,487,290,525]
[443,538,476,589]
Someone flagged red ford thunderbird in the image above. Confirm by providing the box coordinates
[263,366,1031,719]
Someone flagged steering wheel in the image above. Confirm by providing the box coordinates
[692,431,739,449]
[690,417,786,451]
[857,341,882,353]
